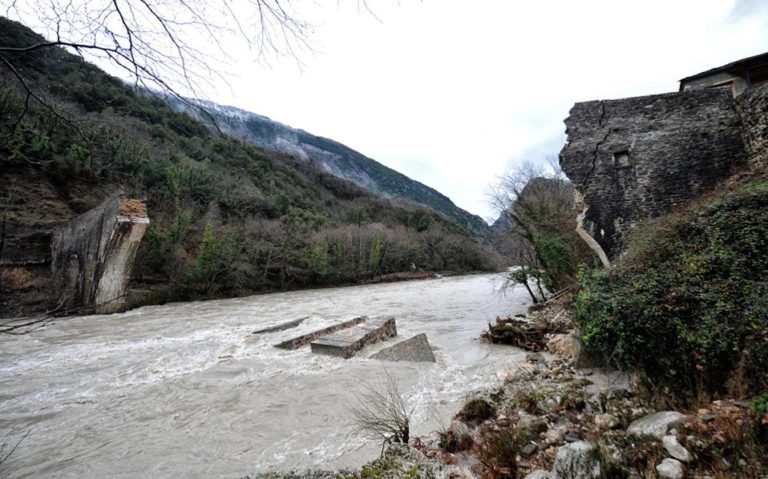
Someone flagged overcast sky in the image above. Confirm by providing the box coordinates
[57,0,768,221]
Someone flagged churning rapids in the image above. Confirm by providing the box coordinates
[0,273,531,478]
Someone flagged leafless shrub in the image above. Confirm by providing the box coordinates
[477,428,518,479]
[349,370,413,452]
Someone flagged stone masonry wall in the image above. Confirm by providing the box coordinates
[735,82,768,170]
[51,195,148,314]
[559,87,746,260]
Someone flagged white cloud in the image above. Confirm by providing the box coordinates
[203,0,768,220]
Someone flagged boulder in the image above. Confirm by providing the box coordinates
[662,435,692,462]
[656,458,685,479]
[544,425,567,445]
[627,411,692,439]
[524,471,551,479]
[551,441,601,479]
[370,333,436,362]
[547,333,580,359]
[594,413,620,430]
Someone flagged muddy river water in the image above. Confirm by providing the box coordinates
[0,273,531,478]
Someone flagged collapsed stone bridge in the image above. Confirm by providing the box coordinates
[52,195,149,314]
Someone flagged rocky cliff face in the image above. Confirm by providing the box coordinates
[559,87,747,260]
[179,101,490,239]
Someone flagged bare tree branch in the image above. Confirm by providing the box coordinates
[0,0,318,102]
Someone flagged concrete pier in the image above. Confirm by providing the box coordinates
[310,317,397,359]
[51,195,149,314]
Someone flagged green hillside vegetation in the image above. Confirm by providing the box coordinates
[295,133,491,236]
[0,18,501,316]
[187,99,492,238]
[573,175,768,406]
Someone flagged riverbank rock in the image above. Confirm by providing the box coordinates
[551,441,601,479]
[656,458,685,479]
[370,333,436,362]
[662,435,692,462]
[594,413,620,430]
[524,471,550,479]
[628,411,692,439]
[547,333,580,359]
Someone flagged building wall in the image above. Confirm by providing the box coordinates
[736,82,768,170]
[681,72,749,96]
[559,87,746,259]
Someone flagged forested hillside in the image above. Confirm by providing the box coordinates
[180,100,492,238]
[0,18,502,317]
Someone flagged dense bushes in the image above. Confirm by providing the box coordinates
[138,217,498,294]
[573,183,768,406]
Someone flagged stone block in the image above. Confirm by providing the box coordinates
[310,317,397,359]
[370,333,436,362]
[627,411,692,439]
[273,316,367,349]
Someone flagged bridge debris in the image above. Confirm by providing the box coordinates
[370,333,436,362]
[253,316,309,334]
[273,316,367,350]
[311,317,397,359]
[51,195,149,314]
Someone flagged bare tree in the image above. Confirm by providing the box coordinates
[490,158,594,302]
[349,370,413,453]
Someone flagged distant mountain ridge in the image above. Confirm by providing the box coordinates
[181,100,490,238]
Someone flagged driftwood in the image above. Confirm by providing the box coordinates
[482,316,568,351]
